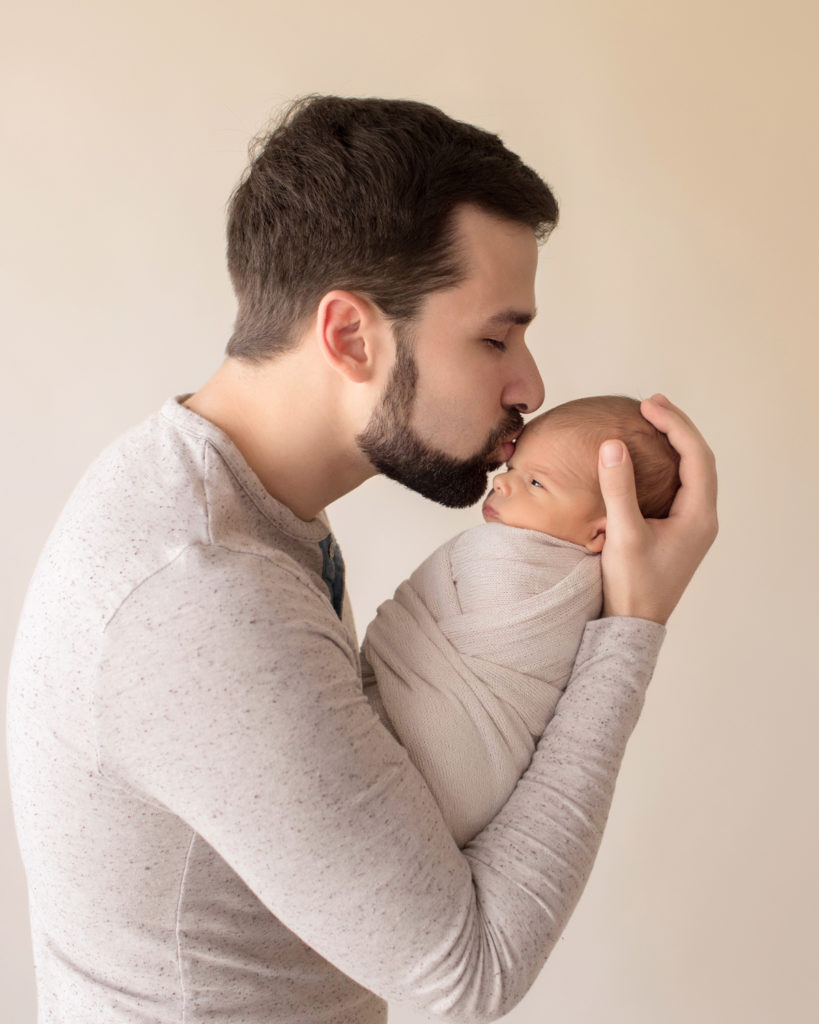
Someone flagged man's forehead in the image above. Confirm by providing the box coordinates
[415,206,539,326]
[451,205,539,285]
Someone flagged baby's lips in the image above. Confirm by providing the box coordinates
[481,500,499,521]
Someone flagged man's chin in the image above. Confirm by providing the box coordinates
[398,470,489,509]
[373,456,490,508]
[357,420,508,508]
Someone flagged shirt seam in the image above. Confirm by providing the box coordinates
[174,832,196,1024]
[162,401,327,544]
[203,439,327,542]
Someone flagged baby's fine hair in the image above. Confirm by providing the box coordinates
[532,395,681,519]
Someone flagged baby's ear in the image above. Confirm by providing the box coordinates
[585,519,606,554]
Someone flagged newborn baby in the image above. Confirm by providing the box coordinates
[363,395,680,846]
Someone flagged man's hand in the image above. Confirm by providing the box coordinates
[597,394,718,624]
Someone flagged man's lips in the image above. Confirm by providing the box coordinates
[487,438,516,464]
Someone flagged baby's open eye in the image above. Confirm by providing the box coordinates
[530,478,543,488]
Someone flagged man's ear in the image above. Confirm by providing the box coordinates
[315,291,387,383]
[584,517,607,554]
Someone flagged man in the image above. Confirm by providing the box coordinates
[7,96,717,1023]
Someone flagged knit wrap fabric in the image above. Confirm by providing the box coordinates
[363,524,602,846]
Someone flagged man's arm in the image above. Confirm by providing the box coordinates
[97,547,659,1022]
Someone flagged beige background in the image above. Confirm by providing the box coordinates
[2,1,817,1021]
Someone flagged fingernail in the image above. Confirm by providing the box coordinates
[601,441,624,467]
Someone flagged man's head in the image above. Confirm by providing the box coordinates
[482,395,682,550]
[225,95,558,362]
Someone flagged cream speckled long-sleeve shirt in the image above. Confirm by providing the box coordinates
[7,397,664,1023]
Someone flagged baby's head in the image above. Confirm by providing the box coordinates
[481,395,681,552]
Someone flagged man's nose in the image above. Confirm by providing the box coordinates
[501,345,545,414]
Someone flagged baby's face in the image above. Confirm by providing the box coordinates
[481,422,606,551]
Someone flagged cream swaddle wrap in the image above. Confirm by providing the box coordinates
[363,523,603,846]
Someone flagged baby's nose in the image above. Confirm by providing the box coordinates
[493,473,511,496]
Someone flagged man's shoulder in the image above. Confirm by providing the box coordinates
[98,541,354,700]
[33,397,335,638]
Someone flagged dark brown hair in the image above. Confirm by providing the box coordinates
[532,395,681,519]
[225,95,559,361]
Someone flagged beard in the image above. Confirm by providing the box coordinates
[355,330,524,509]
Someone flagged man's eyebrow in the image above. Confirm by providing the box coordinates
[483,308,537,328]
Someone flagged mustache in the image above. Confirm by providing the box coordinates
[481,410,526,458]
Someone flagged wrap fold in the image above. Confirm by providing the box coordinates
[363,524,602,846]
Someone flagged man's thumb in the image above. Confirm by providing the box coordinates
[598,440,643,535]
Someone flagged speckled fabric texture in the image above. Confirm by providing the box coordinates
[363,525,603,846]
[7,397,664,1023]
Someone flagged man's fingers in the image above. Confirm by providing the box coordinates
[640,395,705,455]
[640,395,718,524]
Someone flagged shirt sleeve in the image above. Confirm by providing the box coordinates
[96,543,663,1023]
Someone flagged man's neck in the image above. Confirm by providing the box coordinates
[184,355,376,522]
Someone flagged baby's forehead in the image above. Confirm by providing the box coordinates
[519,418,600,479]
[523,417,594,454]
